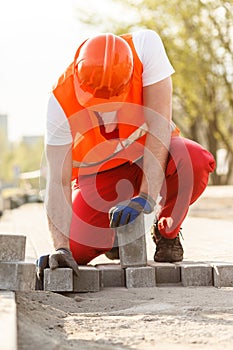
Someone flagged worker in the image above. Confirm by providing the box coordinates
[37,29,215,279]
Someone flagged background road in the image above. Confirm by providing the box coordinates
[0,186,232,263]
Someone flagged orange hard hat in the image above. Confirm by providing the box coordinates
[73,33,133,110]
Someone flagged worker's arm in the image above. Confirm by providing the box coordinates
[45,143,73,249]
[40,143,79,275]
[109,76,172,227]
[140,76,172,201]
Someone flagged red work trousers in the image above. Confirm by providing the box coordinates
[70,136,215,264]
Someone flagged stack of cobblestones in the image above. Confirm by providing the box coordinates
[0,234,36,291]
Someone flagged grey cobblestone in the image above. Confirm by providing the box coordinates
[212,263,233,287]
[0,234,26,262]
[73,266,100,292]
[96,263,125,288]
[148,261,181,284]
[125,266,156,288]
[180,263,213,287]
[44,268,73,292]
[0,262,36,291]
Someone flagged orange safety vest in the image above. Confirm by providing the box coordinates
[53,33,179,179]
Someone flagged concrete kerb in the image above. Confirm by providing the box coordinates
[0,291,17,350]
[0,233,36,350]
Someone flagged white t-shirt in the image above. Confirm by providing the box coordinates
[46,29,175,145]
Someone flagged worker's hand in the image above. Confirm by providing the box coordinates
[109,192,155,228]
[36,248,79,289]
[49,248,79,276]
[36,248,79,283]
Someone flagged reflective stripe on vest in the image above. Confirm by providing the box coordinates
[72,120,178,168]
[72,122,148,168]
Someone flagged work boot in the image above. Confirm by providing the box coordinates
[105,247,120,260]
[151,222,184,262]
[104,235,120,260]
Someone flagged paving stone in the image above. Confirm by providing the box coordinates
[0,291,17,350]
[0,234,26,262]
[73,266,100,292]
[212,263,233,287]
[44,268,73,292]
[0,262,36,291]
[180,263,213,287]
[117,215,147,268]
[125,266,156,288]
[148,261,181,284]
[96,264,125,288]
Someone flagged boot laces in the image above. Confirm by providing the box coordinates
[152,221,183,248]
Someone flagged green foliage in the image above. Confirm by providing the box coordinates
[0,138,44,184]
[141,0,233,184]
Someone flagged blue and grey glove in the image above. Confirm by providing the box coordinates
[109,192,156,228]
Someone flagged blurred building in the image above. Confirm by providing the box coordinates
[0,113,9,152]
[21,135,44,147]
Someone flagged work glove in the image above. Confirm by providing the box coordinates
[109,192,155,228]
[49,248,79,276]
[36,248,79,289]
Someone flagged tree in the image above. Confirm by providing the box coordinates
[75,0,233,184]
[0,138,44,185]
